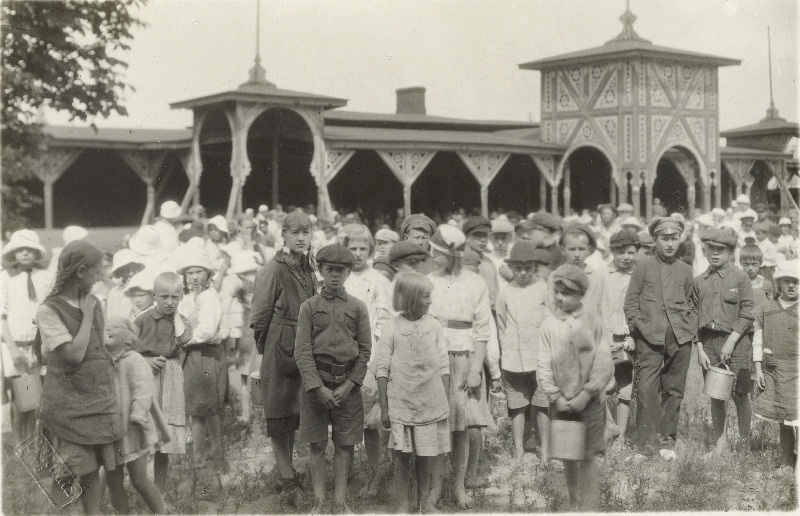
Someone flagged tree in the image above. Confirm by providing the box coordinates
[1,0,145,232]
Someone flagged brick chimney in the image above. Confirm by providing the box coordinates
[396,87,426,115]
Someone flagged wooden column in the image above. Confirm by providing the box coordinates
[457,152,510,218]
[43,180,54,229]
[550,185,559,216]
[562,162,571,216]
[610,176,617,206]
[119,150,169,225]
[687,184,696,218]
[480,186,489,218]
[377,150,436,217]
[271,134,279,208]
[632,178,641,218]
[32,148,83,229]
[539,179,547,211]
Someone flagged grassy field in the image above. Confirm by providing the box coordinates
[3,348,797,514]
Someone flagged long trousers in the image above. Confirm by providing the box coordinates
[633,324,691,453]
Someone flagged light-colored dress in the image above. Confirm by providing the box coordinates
[374,315,450,456]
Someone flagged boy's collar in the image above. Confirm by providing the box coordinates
[704,261,731,278]
[321,287,347,300]
[609,262,633,274]
[555,305,583,320]
[149,305,171,320]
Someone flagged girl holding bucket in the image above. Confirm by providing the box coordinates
[753,260,799,469]
[537,264,613,511]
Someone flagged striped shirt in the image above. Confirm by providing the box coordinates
[692,262,754,335]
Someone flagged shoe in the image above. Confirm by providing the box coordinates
[658,437,676,450]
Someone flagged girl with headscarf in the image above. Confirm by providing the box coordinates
[36,240,123,514]
[426,224,493,510]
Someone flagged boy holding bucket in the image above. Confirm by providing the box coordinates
[692,228,754,455]
[537,264,613,511]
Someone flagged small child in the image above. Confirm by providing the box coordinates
[107,249,145,320]
[104,318,168,514]
[177,253,227,464]
[694,228,755,454]
[133,271,192,491]
[754,220,779,282]
[740,244,774,306]
[556,224,604,318]
[537,264,613,511]
[463,216,499,309]
[125,269,156,321]
[294,244,372,513]
[495,242,552,460]
[375,272,450,513]
[487,218,514,285]
[600,230,640,444]
[753,260,799,469]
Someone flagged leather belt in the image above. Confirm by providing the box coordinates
[612,334,628,343]
[442,320,473,330]
[272,314,298,327]
[315,358,352,376]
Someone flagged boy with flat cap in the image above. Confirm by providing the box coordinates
[388,241,429,274]
[692,228,754,455]
[488,218,515,285]
[294,244,372,513]
[529,212,565,269]
[624,217,697,455]
[463,216,499,308]
[400,214,438,275]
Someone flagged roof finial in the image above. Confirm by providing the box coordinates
[764,26,782,120]
[607,0,650,45]
[241,0,275,88]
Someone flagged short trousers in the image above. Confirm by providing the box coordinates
[551,396,605,457]
[614,362,634,401]
[298,382,363,446]
[265,415,300,438]
[501,370,548,410]
[388,419,451,457]
[51,436,122,477]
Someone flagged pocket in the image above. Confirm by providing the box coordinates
[722,290,739,304]
[642,279,658,302]
[273,328,299,376]
[312,308,331,328]
[344,308,358,333]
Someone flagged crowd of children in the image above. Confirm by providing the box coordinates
[1,193,798,513]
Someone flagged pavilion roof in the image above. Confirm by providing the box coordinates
[720,117,800,139]
[323,110,538,132]
[42,125,191,150]
[719,145,793,159]
[520,7,739,70]
[170,81,348,111]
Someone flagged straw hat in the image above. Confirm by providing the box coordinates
[111,248,145,275]
[230,251,261,275]
[160,200,182,220]
[128,225,162,256]
[125,268,158,294]
[62,225,88,245]
[207,215,229,234]
[773,260,799,282]
[2,229,46,258]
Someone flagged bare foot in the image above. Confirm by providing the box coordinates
[359,474,380,497]
[333,503,354,514]
[395,499,411,514]
[420,500,441,514]
[465,476,489,489]
[453,489,474,509]
[310,499,326,514]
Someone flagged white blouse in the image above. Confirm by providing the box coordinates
[427,269,491,353]
[1,268,53,342]
[179,288,224,345]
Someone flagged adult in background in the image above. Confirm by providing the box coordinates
[250,212,317,491]
[400,214,438,275]
[652,198,667,218]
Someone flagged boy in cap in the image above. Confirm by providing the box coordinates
[737,211,757,248]
[374,228,399,259]
[400,214,438,274]
[388,241,429,274]
[594,204,620,251]
[616,203,635,224]
[693,228,754,455]
[294,244,372,513]
[599,230,640,444]
[624,217,696,455]
[635,231,655,263]
[463,216,499,308]
[537,264,613,510]
[529,212,565,269]
[754,220,779,281]
[488,217,515,285]
[496,242,553,460]
[557,224,605,319]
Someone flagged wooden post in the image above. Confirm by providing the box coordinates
[141,182,156,226]
[562,163,571,216]
[703,182,711,211]
[687,185,696,219]
[403,185,412,217]
[43,180,54,229]
[480,185,489,218]
[539,179,547,211]
[271,134,279,208]
[632,184,641,218]
[550,185,559,216]
[610,175,617,205]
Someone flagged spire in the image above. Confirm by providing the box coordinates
[240,0,275,89]
[606,0,651,45]
[762,26,784,121]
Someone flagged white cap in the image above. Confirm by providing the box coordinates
[160,200,182,220]
[711,208,726,218]
[621,216,643,229]
[62,225,88,244]
[2,229,47,258]
[111,248,144,274]
[176,239,212,274]
[736,194,751,205]
[125,268,158,294]
[738,209,758,221]
[773,260,799,282]
[258,204,269,213]
[207,215,229,234]
[695,214,714,227]
[779,217,792,226]
[230,251,261,275]
[128,225,162,256]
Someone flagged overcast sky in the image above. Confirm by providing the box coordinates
[51,0,799,132]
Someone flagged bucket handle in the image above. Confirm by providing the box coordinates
[715,362,731,372]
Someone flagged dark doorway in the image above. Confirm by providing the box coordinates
[199,109,233,216]
[488,155,541,215]
[153,153,190,209]
[559,146,613,213]
[411,152,480,222]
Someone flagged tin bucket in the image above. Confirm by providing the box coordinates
[249,372,264,407]
[611,348,632,366]
[11,373,42,413]
[549,420,586,461]
[704,363,735,401]
[489,390,508,418]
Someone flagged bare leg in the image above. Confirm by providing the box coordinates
[79,470,105,515]
[616,400,631,442]
[127,455,165,513]
[416,455,437,513]
[272,432,296,479]
[579,458,599,511]
[564,461,579,509]
[709,398,728,452]
[105,465,128,514]
[451,430,473,509]
[333,444,353,509]
[465,427,483,487]
[510,408,526,459]
[309,441,328,506]
[604,402,620,441]
[535,407,551,461]
[392,450,411,513]
[206,415,222,458]
[154,452,169,492]
[732,393,752,440]
[362,428,382,494]
[240,375,251,422]
[192,418,206,462]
